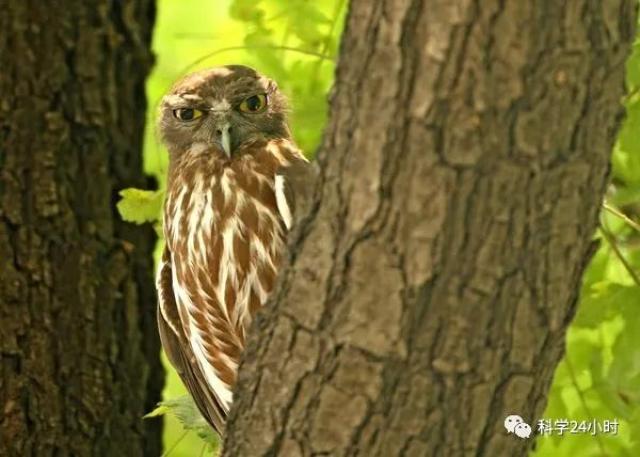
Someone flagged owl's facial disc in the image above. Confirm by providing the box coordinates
[159,65,291,158]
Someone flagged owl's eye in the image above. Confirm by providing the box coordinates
[173,108,204,121]
[239,94,267,113]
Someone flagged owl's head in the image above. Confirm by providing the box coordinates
[159,65,290,159]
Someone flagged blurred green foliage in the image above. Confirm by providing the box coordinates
[123,1,640,455]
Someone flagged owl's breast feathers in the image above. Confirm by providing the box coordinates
[157,138,310,434]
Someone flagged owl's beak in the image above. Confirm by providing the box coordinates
[216,123,232,158]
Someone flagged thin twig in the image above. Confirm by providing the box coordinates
[161,429,189,457]
[599,224,640,287]
[603,201,640,233]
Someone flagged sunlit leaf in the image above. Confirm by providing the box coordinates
[116,188,164,225]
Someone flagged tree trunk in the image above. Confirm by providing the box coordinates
[0,2,160,456]
[224,1,637,456]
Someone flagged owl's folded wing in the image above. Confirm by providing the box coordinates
[156,247,227,435]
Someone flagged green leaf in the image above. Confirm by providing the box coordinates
[143,404,170,419]
[573,283,628,329]
[607,289,640,387]
[146,395,219,447]
[116,188,164,225]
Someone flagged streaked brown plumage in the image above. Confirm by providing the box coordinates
[156,65,314,435]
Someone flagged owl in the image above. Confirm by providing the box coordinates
[156,65,314,435]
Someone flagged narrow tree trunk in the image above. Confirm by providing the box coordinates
[224,1,637,456]
[0,2,160,456]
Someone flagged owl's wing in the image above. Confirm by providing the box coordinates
[274,157,318,230]
[156,247,227,435]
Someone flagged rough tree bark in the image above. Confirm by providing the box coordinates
[224,1,637,456]
[0,2,160,456]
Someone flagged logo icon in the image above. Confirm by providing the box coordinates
[504,414,531,439]
[504,414,524,433]
[514,422,532,438]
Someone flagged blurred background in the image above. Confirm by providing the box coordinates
[141,2,640,455]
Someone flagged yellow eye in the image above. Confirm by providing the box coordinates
[239,94,267,113]
[173,108,204,121]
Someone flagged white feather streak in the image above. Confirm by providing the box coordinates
[274,174,292,230]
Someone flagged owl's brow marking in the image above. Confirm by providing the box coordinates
[162,95,182,105]
[181,94,204,102]
[163,94,202,106]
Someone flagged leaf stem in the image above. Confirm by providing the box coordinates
[599,224,640,287]
[603,201,640,233]
[161,429,189,457]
